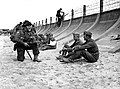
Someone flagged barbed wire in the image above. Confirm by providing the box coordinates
[103,0,120,11]
[39,0,120,25]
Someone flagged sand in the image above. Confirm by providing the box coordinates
[0,35,120,89]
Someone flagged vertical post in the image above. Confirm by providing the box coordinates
[62,12,65,21]
[36,22,37,27]
[83,5,86,16]
[33,23,35,26]
[50,17,52,24]
[45,18,47,25]
[71,9,74,19]
[100,0,103,13]
[38,21,41,30]
[42,20,43,26]
[39,21,40,26]
[56,18,57,23]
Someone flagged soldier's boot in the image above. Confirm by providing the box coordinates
[33,55,41,62]
[17,48,25,62]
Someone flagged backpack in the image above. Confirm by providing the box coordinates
[10,24,22,43]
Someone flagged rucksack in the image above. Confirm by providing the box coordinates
[10,30,18,43]
[10,24,22,43]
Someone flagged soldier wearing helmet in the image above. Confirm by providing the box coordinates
[11,20,41,62]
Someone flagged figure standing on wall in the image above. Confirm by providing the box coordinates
[56,8,64,27]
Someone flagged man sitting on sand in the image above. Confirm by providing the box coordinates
[40,33,57,50]
[59,33,83,58]
[60,31,99,63]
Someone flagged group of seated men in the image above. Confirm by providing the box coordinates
[58,31,99,63]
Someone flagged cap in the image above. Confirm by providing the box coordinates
[83,31,92,36]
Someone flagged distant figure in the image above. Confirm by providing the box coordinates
[40,33,57,50]
[60,31,99,63]
[56,8,64,27]
[38,34,46,46]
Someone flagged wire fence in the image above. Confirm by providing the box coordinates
[38,0,120,26]
[86,1,100,15]
[103,0,120,11]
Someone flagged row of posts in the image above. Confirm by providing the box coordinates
[34,0,104,27]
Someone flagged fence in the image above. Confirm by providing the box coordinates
[36,0,120,26]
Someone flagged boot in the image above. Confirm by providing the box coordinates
[33,55,41,62]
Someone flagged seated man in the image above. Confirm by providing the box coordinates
[40,33,57,50]
[38,34,46,47]
[59,33,83,58]
[61,31,99,63]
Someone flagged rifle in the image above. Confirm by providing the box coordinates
[26,50,32,60]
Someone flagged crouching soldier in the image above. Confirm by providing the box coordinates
[61,31,99,63]
[12,20,41,62]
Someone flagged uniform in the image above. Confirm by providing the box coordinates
[13,25,40,62]
[61,31,99,63]
[60,33,83,58]
[71,38,99,62]
[56,8,63,27]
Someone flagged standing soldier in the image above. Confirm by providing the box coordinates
[11,20,41,62]
[56,8,64,27]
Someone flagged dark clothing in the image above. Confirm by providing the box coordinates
[60,39,83,57]
[56,9,62,17]
[13,26,39,61]
[70,38,99,62]
[15,43,39,55]
[74,39,99,54]
[56,9,63,27]
[10,24,23,43]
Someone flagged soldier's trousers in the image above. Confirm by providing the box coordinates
[16,43,39,61]
[69,50,99,63]
[17,48,25,61]
[60,44,72,56]
[57,17,62,27]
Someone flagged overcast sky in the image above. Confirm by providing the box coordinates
[0,0,98,29]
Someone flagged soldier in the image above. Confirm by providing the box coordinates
[41,33,57,50]
[58,33,83,59]
[61,31,99,63]
[56,8,64,27]
[12,20,41,62]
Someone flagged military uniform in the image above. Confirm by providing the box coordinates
[56,8,63,27]
[71,38,99,62]
[14,25,40,62]
[60,33,83,58]
[62,31,99,63]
